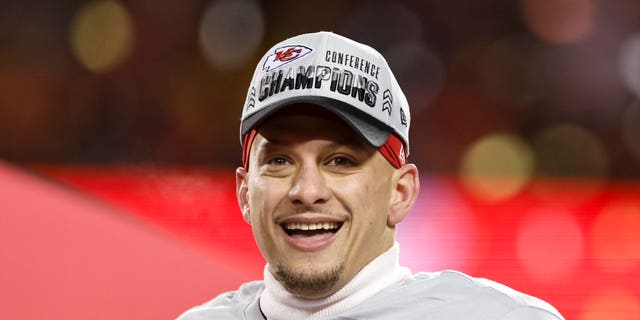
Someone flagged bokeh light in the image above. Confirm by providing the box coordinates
[338,1,434,114]
[533,35,628,119]
[0,68,61,155]
[199,0,264,71]
[619,33,640,98]
[398,179,476,272]
[579,288,640,320]
[3,2,640,320]
[69,0,135,73]
[516,207,584,282]
[622,102,640,161]
[479,36,542,107]
[532,124,609,179]
[340,2,422,51]
[520,0,596,44]
[384,41,444,113]
[590,199,640,273]
[459,133,534,202]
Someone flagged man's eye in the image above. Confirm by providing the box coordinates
[266,156,290,166]
[327,156,355,167]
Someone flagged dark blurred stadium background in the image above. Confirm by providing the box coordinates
[1,0,640,319]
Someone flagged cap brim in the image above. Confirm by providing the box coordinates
[240,96,392,148]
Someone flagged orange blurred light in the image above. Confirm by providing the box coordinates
[69,0,135,73]
[516,208,584,282]
[579,288,640,320]
[590,199,640,272]
[520,0,595,44]
[460,133,534,202]
[532,124,609,179]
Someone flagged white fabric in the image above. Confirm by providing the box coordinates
[176,244,565,320]
[240,31,412,154]
[260,242,411,320]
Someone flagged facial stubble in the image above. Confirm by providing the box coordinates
[273,262,345,298]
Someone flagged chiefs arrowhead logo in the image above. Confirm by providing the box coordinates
[263,45,313,72]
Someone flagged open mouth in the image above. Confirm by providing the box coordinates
[281,222,343,237]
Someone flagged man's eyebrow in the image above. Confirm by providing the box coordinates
[254,137,287,150]
[254,136,370,153]
[326,139,369,150]
[252,138,290,157]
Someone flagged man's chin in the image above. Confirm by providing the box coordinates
[273,263,345,299]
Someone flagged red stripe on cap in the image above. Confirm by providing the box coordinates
[241,130,406,170]
[242,129,258,170]
[378,133,406,169]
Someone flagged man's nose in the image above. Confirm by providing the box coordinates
[288,163,331,206]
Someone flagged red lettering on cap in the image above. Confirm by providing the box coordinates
[263,45,313,72]
[274,47,302,62]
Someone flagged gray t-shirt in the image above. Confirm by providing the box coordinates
[177,270,564,320]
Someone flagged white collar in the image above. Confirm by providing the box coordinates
[260,242,411,320]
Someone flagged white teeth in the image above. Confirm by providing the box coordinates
[284,222,339,231]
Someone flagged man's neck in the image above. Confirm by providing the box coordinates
[260,242,411,320]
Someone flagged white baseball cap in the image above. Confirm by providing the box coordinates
[240,31,411,158]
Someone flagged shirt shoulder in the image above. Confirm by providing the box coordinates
[176,281,265,320]
[409,271,564,319]
[335,270,564,320]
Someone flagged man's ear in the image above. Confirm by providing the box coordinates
[236,167,251,224]
[387,163,420,227]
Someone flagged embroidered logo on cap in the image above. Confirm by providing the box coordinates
[263,45,312,72]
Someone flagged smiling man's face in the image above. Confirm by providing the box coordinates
[236,107,403,299]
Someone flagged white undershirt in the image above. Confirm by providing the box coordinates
[260,242,411,320]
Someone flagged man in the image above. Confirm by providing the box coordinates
[178,32,564,320]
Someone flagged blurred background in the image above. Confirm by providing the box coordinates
[1,0,640,319]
